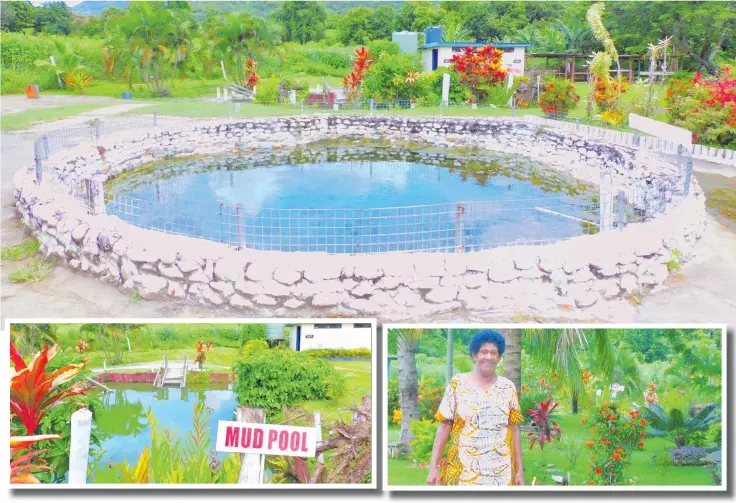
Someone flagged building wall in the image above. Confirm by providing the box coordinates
[422,46,526,76]
[289,323,372,351]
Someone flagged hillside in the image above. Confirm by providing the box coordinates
[71,1,404,19]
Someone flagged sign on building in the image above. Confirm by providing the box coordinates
[216,421,317,457]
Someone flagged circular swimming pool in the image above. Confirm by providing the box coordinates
[106,148,599,253]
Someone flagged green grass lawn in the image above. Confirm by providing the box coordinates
[386,414,716,487]
[0,102,117,131]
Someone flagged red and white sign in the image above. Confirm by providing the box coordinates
[215,421,317,457]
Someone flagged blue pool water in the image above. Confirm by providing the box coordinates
[106,154,599,252]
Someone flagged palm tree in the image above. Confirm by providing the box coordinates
[501,329,522,393]
[523,328,614,414]
[214,12,277,87]
[9,324,58,358]
[555,19,593,54]
[388,328,422,453]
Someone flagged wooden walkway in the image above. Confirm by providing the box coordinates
[153,355,189,388]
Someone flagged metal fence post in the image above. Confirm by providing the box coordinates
[676,143,683,173]
[300,99,304,115]
[511,102,516,118]
[42,134,50,158]
[95,118,101,140]
[633,129,640,147]
[370,99,375,116]
[599,172,614,232]
[153,108,158,127]
[683,154,693,196]
[236,203,245,248]
[575,117,581,132]
[34,140,43,184]
[616,191,626,230]
[229,101,233,118]
[440,101,445,117]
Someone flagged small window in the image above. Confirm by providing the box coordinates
[354,323,372,329]
[314,323,341,329]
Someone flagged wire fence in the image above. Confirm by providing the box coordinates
[31,109,692,254]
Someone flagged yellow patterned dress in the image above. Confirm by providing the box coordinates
[435,373,524,486]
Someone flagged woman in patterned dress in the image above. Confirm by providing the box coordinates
[426,330,524,486]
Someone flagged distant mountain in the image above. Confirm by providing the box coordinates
[71,1,129,16]
[71,1,403,19]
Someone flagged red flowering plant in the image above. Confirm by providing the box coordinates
[450,45,508,103]
[417,377,445,421]
[195,340,214,370]
[538,79,580,117]
[10,341,93,436]
[585,402,648,485]
[343,45,374,102]
[594,78,630,126]
[242,57,259,91]
[665,65,736,148]
[526,398,562,451]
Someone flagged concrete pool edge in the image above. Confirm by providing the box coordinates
[13,115,708,320]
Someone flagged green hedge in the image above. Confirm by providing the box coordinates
[233,348,344,415]
[301,348,371,359]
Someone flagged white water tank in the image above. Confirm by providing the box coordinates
[265,324,287,342]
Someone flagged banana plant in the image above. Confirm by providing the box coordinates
[33,41,87,88]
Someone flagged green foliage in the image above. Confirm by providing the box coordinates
[92,400,241,483]
[8,257,57,284]
[417,377,444,421]
[233,349,345,416]
[275,1,327,44]
[81,324,145,365]
[241,339,270,358]
[362,52,424,102]
[643,403,721,448]
[408,419,437,465]
[301,348,371,359]
[254,79,282,104]
[652,450,673,467]
[388,378,399,421]
[367,40,400,58]
[1,238,40,261]
[424,70,470,104]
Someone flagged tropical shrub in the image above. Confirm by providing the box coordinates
[408,419,437,465]
[361,52,423,102]
[643,402,721,448]
[419,70,470,105]
[388,378,400,423]
[367,40,400,58]
[665,65,736,148]
[538,78,580,115]
[667,446,709,466]
[301,348,371,358]
[652,450,673,467]
[417,377,445,421]
[254,79,282,104]
[10,432,60,484]
[450,45,508,103]
[195,340,213,369]
[343,45,374,101]
[584,403,647,485]
[233,349,344,415]
[526,398,560,451]
[241,339,269,358]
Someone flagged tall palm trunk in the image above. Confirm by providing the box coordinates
[398,337,419,453]
[502,329,522,394]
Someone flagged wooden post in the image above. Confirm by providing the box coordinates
[236,407,266,484]
[68,408,92,484]
[571,56,576,82]
[314,411,325,464]
[629,58,634,83]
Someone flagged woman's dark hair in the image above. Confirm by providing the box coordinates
[469,330,506,357]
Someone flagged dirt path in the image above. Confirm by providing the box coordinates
[2,100,735,327]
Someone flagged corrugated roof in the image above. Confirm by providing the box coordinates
[419,42,533,50]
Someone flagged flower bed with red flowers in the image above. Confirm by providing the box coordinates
[583,403,647,485]
[450,45,508,103]
[538,79,580,116]
[665,66,736,148]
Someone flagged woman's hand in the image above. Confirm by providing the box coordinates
[514,470,524,486]
[426,466,440,485]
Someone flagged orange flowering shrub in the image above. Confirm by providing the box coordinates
[593,78,630,113]
[450,45,508,103]
[538,79,580,115]
[585,403,647,485]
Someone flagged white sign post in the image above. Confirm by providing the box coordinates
[220,60,227,80]
[68,408,92,484]
[217,421,317,457]
[441,73,450,105]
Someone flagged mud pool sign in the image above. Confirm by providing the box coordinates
[215,421,317,457]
